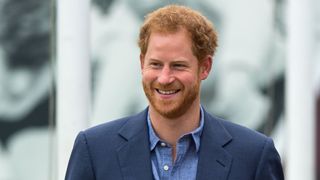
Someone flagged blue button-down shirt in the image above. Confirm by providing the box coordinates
[147,107,204,180]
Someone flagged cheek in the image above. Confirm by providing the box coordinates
[179,74,199,87]
[142,70,156,83]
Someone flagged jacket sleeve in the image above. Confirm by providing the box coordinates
[65,131,95,180]
[254,138,284,180]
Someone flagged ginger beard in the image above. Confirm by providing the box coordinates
[143,75,200,119]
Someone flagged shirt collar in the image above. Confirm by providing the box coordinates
[147,113,160,151]
[147,106,204,152]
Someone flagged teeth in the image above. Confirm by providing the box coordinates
[157,89,178,95]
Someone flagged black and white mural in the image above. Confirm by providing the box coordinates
[0,0,53,179]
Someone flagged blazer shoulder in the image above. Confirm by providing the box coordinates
[206,114,283,178]
[66,110,149,180]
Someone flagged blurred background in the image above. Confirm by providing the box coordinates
[0,0,319,179]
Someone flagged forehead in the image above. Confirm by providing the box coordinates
[147,29,192,52]
[145,29,198,63]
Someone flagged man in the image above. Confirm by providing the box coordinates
[65,5,284,180]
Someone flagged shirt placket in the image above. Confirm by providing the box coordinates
[157,141,173,180]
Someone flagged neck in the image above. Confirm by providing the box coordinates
[149,100,201,146]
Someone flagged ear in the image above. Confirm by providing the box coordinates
[140,54,145,72]
[199,55,212,80]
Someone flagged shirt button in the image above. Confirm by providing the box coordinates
[160,142,166,147]
[163,165,169,171]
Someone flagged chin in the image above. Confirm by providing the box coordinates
[153,103,188,119]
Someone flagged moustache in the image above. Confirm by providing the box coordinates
[152,82,182,90]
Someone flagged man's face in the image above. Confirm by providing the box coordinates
[140,29,211,118]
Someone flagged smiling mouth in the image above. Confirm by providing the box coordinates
[156,89,180,95]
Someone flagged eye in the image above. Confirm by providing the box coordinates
[149,62,162,69]
[172,63,187,70]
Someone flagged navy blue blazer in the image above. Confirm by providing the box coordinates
[65,108,284,180]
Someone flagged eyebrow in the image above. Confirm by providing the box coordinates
[148,58,189,63]
[148,58,161,62]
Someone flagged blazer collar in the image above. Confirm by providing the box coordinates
[116,107,233,180]
[196,109,233,180]
[117,108,153,180]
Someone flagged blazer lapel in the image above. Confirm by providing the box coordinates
[196,110,233,180]
[117,109,153,180]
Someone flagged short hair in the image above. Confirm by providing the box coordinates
[138,4,218,61]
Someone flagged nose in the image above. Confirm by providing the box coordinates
[157,66,174,85]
